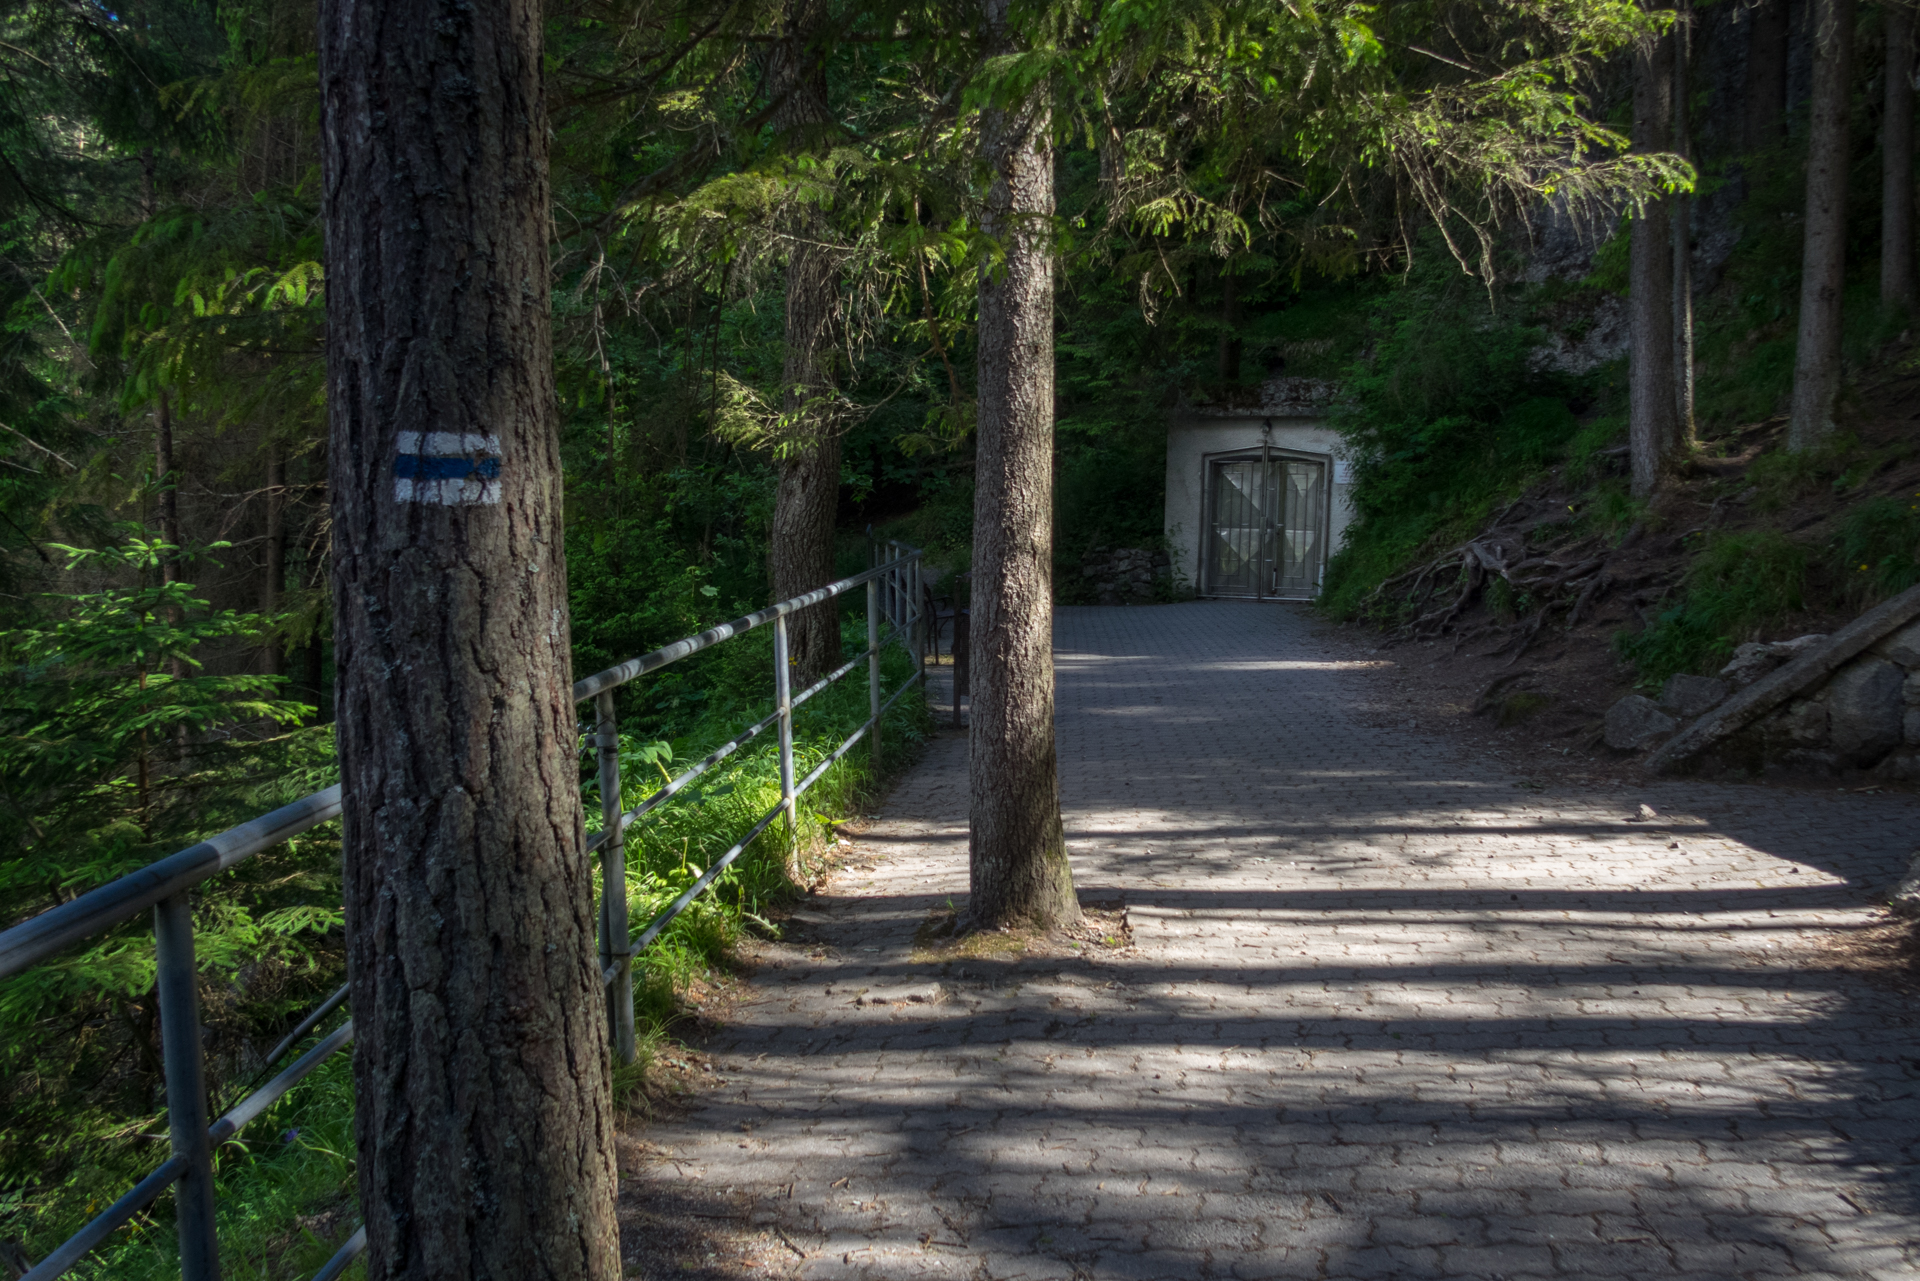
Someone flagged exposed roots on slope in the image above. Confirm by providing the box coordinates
[1361,497,1645,665]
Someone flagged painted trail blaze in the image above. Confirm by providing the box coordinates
[393,431,503,505]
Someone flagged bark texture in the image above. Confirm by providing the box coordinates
[1672,1,1695,440]
[968,0,1080,932]
[1746,0,1789,148]
[768,1,843,683]
[1789,0,1856,451]
[1884,2,1915,310]
[318,0,620,1275]
[263,447,286,676]
[1630,28,1678,498]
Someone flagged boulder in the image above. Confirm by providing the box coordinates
[1718,643,1783,689]
[1776,698,1830,745]
[1659,673,1731,719]
[1909,708,1920,745]
[1718,635,1827,688]
[1605,695,1677,750]
[1829,658,1906,764]
[1906,670,1920,706]
[1881,620,1920,668]
[1889,850,1920,918]
[1772,748,1844,776]
[1873,750,1920,783]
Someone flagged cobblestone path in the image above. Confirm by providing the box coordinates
[627,602,1920,1280]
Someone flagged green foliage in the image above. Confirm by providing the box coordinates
[1321,262,1586,618]
[1616,531,1808,686]
[1834,494,1920,605]
[0,532,347,1268]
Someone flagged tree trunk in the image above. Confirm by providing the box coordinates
[154,391,180,577]
[1631,26,1679,498]
[262,447,286,676]
[1673,0,1695,441]
[1217,267,1241,383]
[318,0,620,1275]
[1747,0,1790,148]
[768,1,843,683]
[1884,2,1915,310]
[967,0,1080,932]
[1789,0,1856,451]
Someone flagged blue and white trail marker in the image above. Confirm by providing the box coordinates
[393,432,502,505]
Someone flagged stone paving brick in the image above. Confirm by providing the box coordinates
[627,603,1920,1279]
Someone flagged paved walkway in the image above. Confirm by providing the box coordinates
[625,602,1920,1281]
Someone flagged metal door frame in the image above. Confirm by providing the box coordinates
[1201,444,1332,601]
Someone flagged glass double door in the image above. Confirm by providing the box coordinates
[1206,453,1327,599]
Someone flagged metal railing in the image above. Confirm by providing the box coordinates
[0,542,925,1281]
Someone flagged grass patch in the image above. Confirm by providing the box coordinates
[1834,494,1920,606]
[1616,530,1808,686]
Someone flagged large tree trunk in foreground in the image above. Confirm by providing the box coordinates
[768,1,843,682]
[319,0,620,1275]
[1789,0,1856,451]
[1631,25,1678,498]
[1884,2,1915,310]
[968,0,1080,932]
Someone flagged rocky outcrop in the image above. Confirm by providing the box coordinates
[1642,585,1920,776]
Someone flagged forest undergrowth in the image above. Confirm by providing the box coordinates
[1,605,928,1280]
[1321,156,1920,706]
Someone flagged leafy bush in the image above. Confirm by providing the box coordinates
[1617,531,1808,685]
[1321,264,1584,619]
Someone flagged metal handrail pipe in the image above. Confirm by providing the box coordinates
[570,554,915,703]
[581,620,910,857]
[0,786,344,981]
[258,982,351,1077]
[623,666,924,954]
[792,670,925,799]
[583,704,783,857]
[311,1225,367,1281]
[630,799,786,954]
[208,1020,355,1146]
[19,1154,188,1281]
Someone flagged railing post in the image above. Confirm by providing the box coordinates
[155,892,220,1281]
[910,555,924,669]
[867,577,882,770]
[594,691,635,1064]
[773,612,796,833]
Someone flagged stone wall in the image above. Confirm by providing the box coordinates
[1080,546,1172,606]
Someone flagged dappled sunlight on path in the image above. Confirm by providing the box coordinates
[624,602,1920,1281]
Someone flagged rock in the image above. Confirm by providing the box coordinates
[1771,748,1844,777]
[1718,643,1782,688]
[1910,708,1920,745]
[1719,634,1830,689]
[1605,695,1677,750]
[1881,620,1920,668]
[854,983,943,1006]
[1829,658,1906,764]
[1889,850,1920,918]
[1873,750,1920,784]
[1775,697,1829,746]
[1906,671,1920,706]
[1659,674,1731,719]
